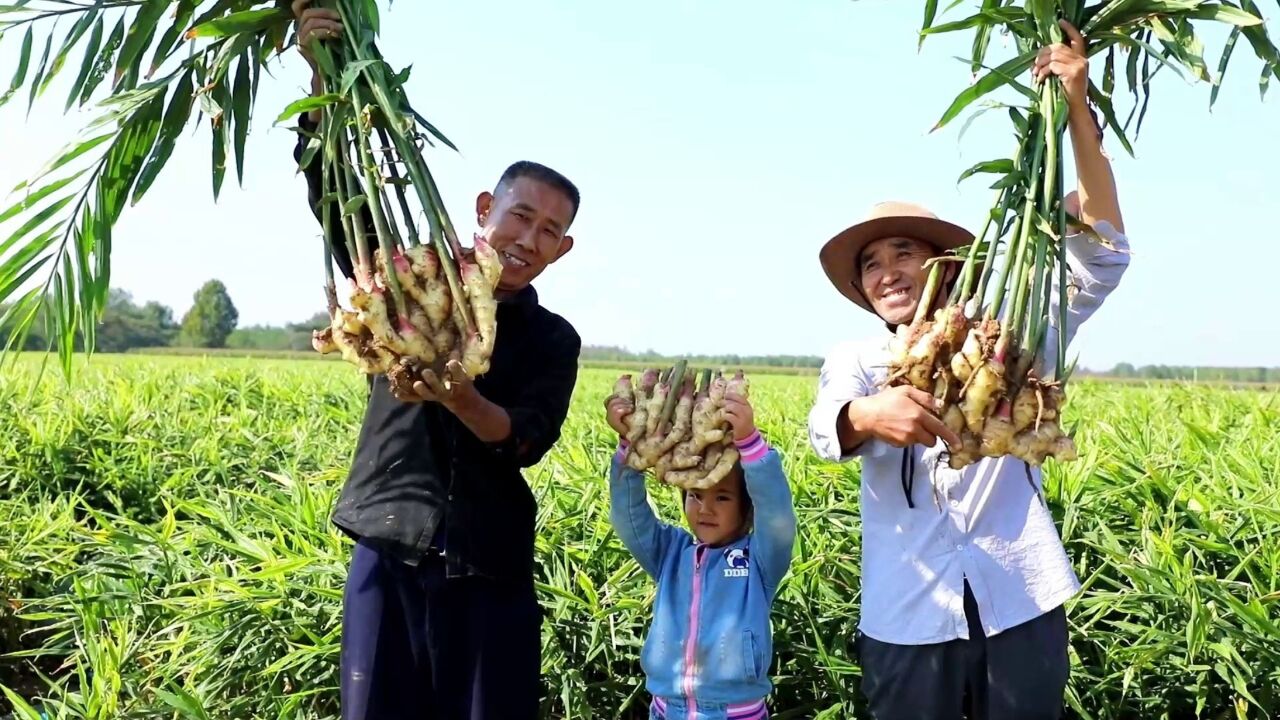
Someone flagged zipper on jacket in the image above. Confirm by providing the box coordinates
[683,544,708,718]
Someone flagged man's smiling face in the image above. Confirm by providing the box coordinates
[857,236,939,326]
[475,175,577,295]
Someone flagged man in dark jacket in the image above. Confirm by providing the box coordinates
[291,4,583,717]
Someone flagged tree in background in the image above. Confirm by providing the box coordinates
[96,290,180,352]
[178,281,239,349]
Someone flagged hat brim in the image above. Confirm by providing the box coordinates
[820,215,975,314]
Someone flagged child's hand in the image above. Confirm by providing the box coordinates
[604,393,633,438]
[722,392,756,443]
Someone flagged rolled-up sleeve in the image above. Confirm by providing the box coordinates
[484,318,581,468]
[1039,220,1132,376]
[808,340,887,463]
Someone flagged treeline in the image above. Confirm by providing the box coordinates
[579,345,824,368]
[0,281,239,352]
[2,286,1276,384]
[1084,363,1280,384]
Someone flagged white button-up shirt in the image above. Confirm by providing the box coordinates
[807,221,1131,645]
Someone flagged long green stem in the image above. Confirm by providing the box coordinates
[1025,86,1060,361]
[334,0,474,334]
[914,262,944,326]
[960,186,1010,310]
[350,83,408,319]
[338,138,374,289]
[1055,113,1070,381]
[320,161,336,312]
[377,125,420,248]
[1005,122,1047,349]
[657,360,687,433]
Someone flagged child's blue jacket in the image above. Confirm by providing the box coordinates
[608,432,797,710]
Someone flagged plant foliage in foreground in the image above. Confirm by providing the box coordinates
[1,358,1277,719]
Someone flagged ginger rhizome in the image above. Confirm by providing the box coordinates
[613,364,750,490]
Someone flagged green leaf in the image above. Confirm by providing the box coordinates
[0,170,86,226]
[0,228,58,302]
[958,158,1015,185]
[1088,79,1136,157]
[1149,17,1210,82]
[0,25,32,109]
[187,8,289,39]
[921,7,1026,38]
[340,59,379,94]
[932,51,1038,132]
[65,15,104,111]
[80,14,125,106]
[133,70,196,203]
[0,685,44,720]
[0,195,73,258]
[231,52,251,185]
[275,93,341,124]
[148,0,198,78]
[0,224,62,302]
[1185,3,1264,26]
[156,684,211,720]
[343,196,368,216]
[920,0,939,48]
[411,109,459,152]
[14,133,113,194]
[1093,32,1188,83]
[114,0,168,92]
[363,0,381,35]
[1103,47,1116,99]
[1211,27,1242,108]
[212,120,228,200]
[38,6,97,102]
[25,25,52,113]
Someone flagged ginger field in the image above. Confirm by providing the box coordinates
[1,356,1277,719]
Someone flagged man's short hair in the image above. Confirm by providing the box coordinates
[496,161,581,223]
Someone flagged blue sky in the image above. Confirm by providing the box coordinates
[2,1,1278,370]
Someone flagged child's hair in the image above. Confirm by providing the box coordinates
[680,462,754,531]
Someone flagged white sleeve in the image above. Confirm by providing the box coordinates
[808,340,890,462]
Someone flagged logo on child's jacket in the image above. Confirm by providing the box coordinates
[723,548,749,577]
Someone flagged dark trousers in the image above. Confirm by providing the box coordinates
[856,581,1070,720]
[340,540,543,720]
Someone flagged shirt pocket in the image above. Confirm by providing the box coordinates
[742,629,762,681]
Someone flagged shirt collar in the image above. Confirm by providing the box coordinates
[499,284,539,309]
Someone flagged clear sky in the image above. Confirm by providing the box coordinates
[2,1,1278,370]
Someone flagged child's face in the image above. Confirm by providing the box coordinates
[684,470,748,547]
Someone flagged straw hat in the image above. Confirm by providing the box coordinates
[819,201,974,314]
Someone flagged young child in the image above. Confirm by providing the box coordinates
[604,378,798,720]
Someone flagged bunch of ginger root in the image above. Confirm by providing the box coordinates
[610,363,749,490]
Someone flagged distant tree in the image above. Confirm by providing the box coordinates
[1112,362,1136,378]
[96,290,179,351]
[179,281,239,348]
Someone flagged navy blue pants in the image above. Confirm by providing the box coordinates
[340,540,543,720]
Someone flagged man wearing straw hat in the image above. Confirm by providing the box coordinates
[806,20,1131,720]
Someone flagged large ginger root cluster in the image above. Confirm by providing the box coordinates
[311,237,501,395]
[613,366,749,490]
[887,303,1076,470]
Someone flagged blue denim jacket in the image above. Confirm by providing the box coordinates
[608,432,797,718]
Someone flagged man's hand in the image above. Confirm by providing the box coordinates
[722,392,757,443]
[391,355,474,409]
[850,386,961,449]
[1032,18,1125,234]
[1033,19,1088,110]
[603,391,633,438]
[291,1,343,70]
